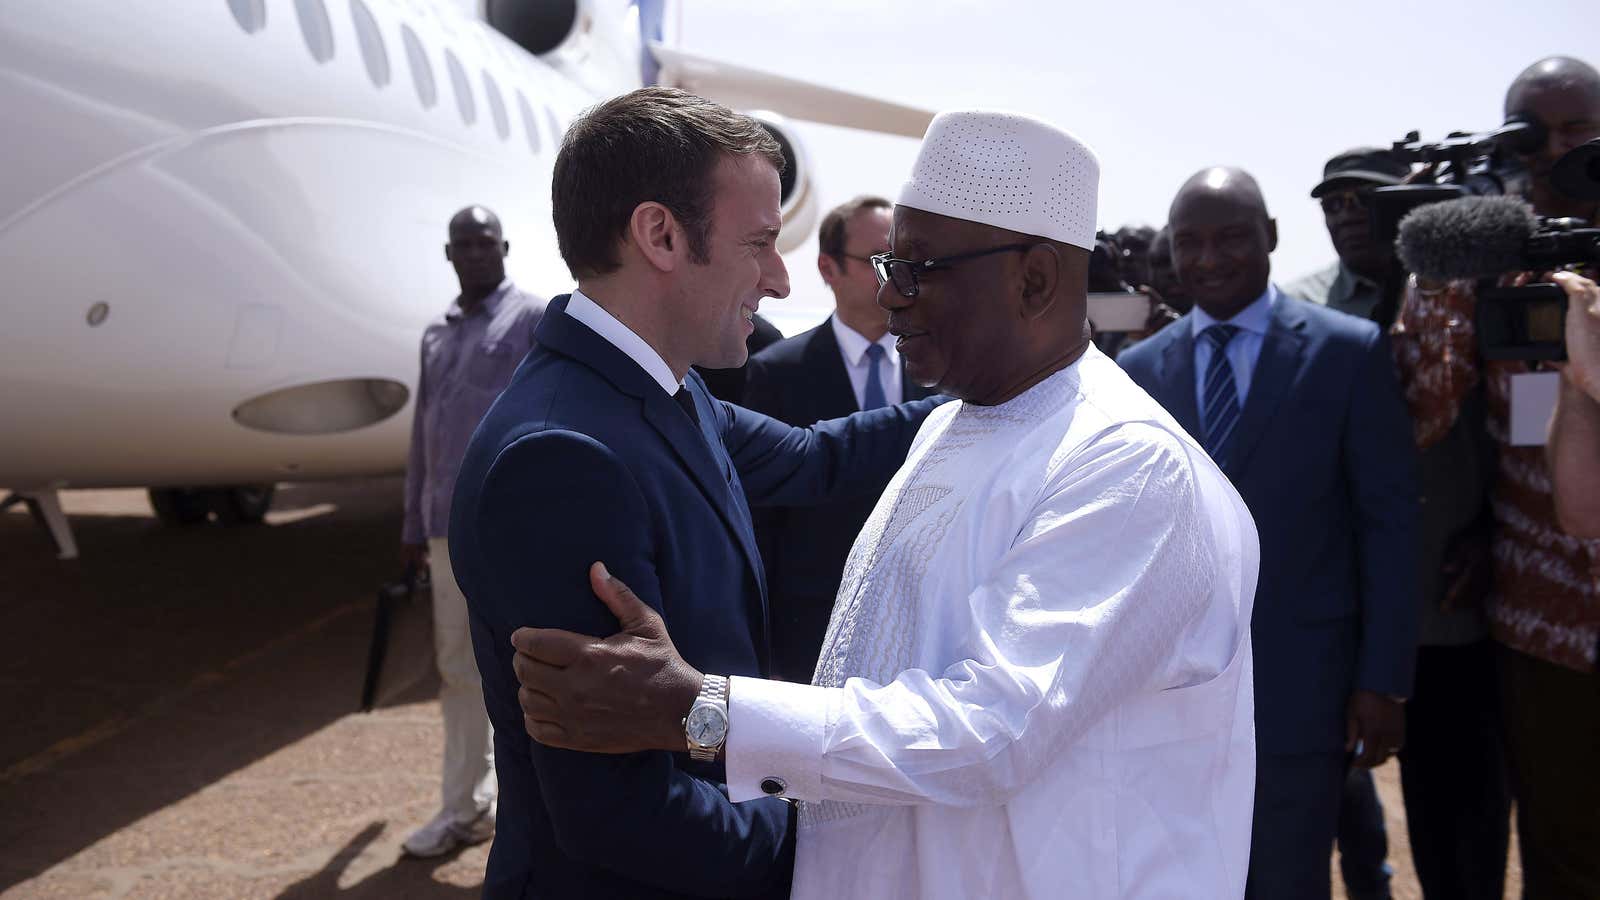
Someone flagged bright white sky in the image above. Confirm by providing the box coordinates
[674,0,1592,336]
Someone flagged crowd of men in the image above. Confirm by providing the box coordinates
[397,53,1600,900]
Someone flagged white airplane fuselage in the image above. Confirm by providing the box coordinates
[0,0,621,490]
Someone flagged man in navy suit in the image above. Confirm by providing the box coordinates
[1118,167,1420,899]
[743,195,935,683]
[448,88,940,899]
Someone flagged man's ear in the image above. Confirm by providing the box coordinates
[502,240,511,258]
[629,202,680,272]
[1019,243,1062,319]
[444,244,453,262]
[818,254,841,287]
[1265,217,1279,253]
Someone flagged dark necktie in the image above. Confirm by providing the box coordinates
[861,344,888,410]
[1200,324,1242,467]
[673,386,699,428]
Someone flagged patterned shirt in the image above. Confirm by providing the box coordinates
[1392,276,1600,671]
[402,281,545,543]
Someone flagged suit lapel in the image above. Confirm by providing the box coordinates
[808,318,863,414]
[1225,300,1309,476]
[1158,322,1202,441]
[640,379,766,582]
[537,296,768,600]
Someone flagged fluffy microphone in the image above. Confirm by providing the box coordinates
[1395,195,1538,281]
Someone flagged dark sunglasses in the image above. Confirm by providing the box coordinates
[1319,188,1374,215]
[870,243,1039,298]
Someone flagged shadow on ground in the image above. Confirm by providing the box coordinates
[0,479,488,897]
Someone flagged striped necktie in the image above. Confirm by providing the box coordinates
[1200,324,1242,467]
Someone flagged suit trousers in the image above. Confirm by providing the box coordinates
[1396,640,1509,900]
[1498,643,1600,899]
[1247,751,1346,900]
[428,537,497,822]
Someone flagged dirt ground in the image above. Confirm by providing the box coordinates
[0,482,1519,898]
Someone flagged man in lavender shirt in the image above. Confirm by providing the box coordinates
[401,205,546,858]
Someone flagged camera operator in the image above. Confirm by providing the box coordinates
[1391,55,1600,899]
[1549,270,1600,538]
[1291,149,1411,324]
[1296,146,1508,900]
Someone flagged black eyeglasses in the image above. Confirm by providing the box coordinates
[836,252,884,265]
[870,243,1039,298]
[1319,188,1374,215]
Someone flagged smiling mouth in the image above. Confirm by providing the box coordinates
[891,329,926,349]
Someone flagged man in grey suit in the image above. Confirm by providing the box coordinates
[1118,167,1419,899]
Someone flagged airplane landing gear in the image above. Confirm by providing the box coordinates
[1,489,80,559]
[148,485,275,527]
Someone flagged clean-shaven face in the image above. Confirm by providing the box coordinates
[679,154,790,368]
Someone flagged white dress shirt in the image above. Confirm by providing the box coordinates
[1190,283,1279,413]
[564,289,681,395]
[830,314,903,409]
[723,346,1260,899]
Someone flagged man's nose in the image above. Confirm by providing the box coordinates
[877,279,909,311]
[763,251,790,299]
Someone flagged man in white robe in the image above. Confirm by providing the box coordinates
[509,110,1260,899]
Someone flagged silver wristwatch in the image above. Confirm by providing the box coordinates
[684,674,729,762]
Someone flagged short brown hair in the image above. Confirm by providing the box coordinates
[552,87,785,278]
[817,195,892,264]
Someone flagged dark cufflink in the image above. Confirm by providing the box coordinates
[760,777,787,796]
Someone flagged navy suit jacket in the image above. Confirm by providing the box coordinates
[742,318,934,682]
[1118,293,1421,755]
[449,296,939,898]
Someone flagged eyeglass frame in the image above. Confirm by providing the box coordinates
[870,242,1040,298]
[1318,186,1377,215]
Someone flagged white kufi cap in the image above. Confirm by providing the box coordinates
[897,110,1100,250]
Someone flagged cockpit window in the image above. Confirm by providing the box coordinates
[517,90,542,155]
[350,0,390,87]
[483,71,510,140]
[294,0,334,64]
[401,25,436,109]
[226,0,266,33]
[446,50,476,126]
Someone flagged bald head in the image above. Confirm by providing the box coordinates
[1171,167,1270,221]
[449,205,503,240]
[445,205,509,301]
[1505,56,1600,217]
[1168,167,1277,320]
[1506,56,1600,117]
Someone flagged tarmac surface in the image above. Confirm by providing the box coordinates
[0,480,1519,899]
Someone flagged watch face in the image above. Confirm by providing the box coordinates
[685,703,728,746]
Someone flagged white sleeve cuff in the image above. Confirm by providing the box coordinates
[725,676,838,803]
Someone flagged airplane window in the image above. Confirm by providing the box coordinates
[226,0,266,33]
[483,71,510,140]
[294,0,335,64]
[446,50,476,126]
[350,0,389,87]
[517,90,542,154]
[401,25,436,109]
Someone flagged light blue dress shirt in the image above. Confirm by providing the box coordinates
[1191,284,1279,414]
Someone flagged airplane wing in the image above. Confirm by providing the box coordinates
[648,42,933,139]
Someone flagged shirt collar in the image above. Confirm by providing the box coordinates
[1331,263,1378,306]
[564,288,682,395]
[1191,283,1279,337]
[829,314,899,367]
[446,279,513,321]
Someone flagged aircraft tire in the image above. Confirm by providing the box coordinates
[148,488,211,526]
[208,485,275,525]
